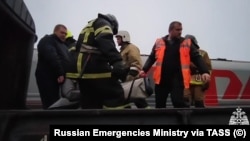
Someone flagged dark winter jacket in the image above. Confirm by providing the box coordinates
[36,34,71,78]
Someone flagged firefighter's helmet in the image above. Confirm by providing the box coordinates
[185,34,200,49]
[66,30,73,39]
[116,30,130,42]
[98,13,119,35]
[185,34,198,44]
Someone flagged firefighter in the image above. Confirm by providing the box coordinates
[185,34,212,107]
[75,13,130,109]
[65,30,76,48]
[115,30,149,108]
[140,21,211,108]
[63,30,82,104]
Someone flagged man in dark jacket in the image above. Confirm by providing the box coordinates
[75,13,129,109]
[140,21,210,108]
[48,30,81,109]
[35,24,71,109]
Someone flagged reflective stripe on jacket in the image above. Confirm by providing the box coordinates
[153,38,191,88]
[69,16,123,80]
[190,74,203,85]
[66,52,111,79]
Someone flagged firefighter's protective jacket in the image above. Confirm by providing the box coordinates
[64,37,81,79]
[70,14,123,79]
[120,43,142,77]
[190,49,212,85]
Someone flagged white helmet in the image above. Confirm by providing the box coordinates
[116,30,130,42]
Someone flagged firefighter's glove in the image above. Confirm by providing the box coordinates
[126,70,139,81]
[128,69,139,77]
[112,61,129,82]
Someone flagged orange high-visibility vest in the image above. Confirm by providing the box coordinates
[153,38,191,88]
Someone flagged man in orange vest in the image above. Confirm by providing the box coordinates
[185,34,212,108]
[140,21,210,108]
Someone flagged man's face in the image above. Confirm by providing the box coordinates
[55,27,67,42]
[116,36,122,46]
[170,24,182,39]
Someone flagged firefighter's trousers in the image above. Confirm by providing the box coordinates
[78,78,129,109]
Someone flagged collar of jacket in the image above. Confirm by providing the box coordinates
[163,35,185,43]
[51,34,65,43]
[119,42,130,51]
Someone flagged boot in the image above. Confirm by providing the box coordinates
[183,97,191,108]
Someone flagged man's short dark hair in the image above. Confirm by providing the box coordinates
[168,21,181,32]
[53,24,67,33]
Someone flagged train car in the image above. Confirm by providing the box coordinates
[26,49,250,109]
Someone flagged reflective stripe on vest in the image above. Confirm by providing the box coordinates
[153,38,191,88]
[153,38,165,85]
[180,39,191,88]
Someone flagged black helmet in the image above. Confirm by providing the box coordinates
[185,34,200,49]
[98,13,119,35]
[185,34,198,44]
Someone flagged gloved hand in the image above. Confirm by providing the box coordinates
[128,69,139,77]
[112,61,129,82]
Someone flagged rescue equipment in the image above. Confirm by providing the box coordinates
[122,77,153,100]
